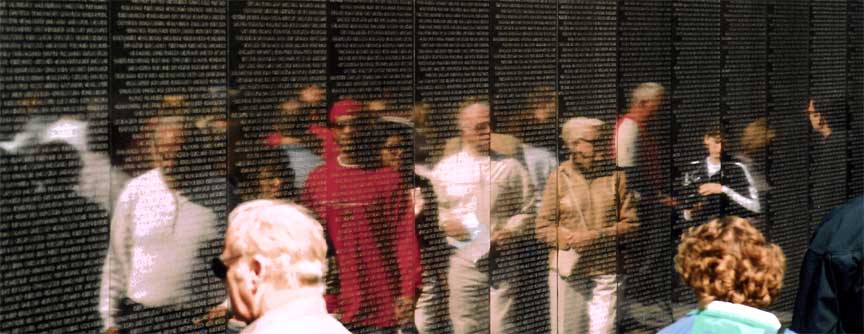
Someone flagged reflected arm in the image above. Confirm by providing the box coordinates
[535,169,571,249]
[99,186,134,330]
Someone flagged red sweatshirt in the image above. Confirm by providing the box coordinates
[302,160,421,328]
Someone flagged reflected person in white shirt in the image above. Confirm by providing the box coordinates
[100,114,223,334]
[431,99,534,334]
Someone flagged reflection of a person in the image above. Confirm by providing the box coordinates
[614,82,666,203]
[806,97,847,215]
[808,98,833,143]
[678,127,760,222]
[524,85,559,153]
[536,118,637,334]
[269,99,322,190]
[431,99,534,334]
[735,117,774,194]
[0,142,108,332]
[239,145,296,202]
[380,116,451,334]
[99,114,222,334]
[613,82,672,331]
[518,86,559,206]
[214,200,350,334]
[0,95,129,211]
[301,101,420,333]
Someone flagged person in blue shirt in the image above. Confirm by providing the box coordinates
[660,216,795,334]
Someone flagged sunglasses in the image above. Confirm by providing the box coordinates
[330,119,359,129]
[211,257,228,280]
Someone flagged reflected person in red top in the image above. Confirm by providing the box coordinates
[302,99,421,334]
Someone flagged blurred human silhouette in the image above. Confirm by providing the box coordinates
[234,144,297,202]
[0,141,108,333]
[806,97,848,217]
[0,95,128,211]
[736,117,774,195]
[380,116,451,334]
[614,82,667,204]
[614,82,674,332]
[268,98,322,190]
[514,86,559,206]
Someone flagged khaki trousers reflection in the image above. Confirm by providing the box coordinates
[415,274,450,334]
[448,254,516,334]
[549,272,618,334]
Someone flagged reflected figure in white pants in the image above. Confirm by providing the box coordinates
[432,99,535,334]
[536,118,638,334]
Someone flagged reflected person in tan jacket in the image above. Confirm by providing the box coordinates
[536,117,638,334]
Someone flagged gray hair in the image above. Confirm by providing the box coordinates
[226,199,327,289]
[561,117,604,143]
[629,82,665,106]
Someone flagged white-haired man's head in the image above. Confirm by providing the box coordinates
[562,117,604,170]
[457,98,492,155]
[220,199,327,322]
[628,82,665,119]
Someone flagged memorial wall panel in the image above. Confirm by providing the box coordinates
[416,0,490,161]
[617,1,675,332]
[228,0,327,207]
[107,0,228,332]
[491,1,557,331]
[809,0,848,230]
[765,0,811,313]
[0,1,110,332]
[559,0,617,125]
[721,0,768,232]
[849,0,864,197]
[329,0,413,112]
[670,0,721,309]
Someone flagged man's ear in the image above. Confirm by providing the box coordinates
[248,255,269,290]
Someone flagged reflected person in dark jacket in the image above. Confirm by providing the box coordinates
[678,126,760,223]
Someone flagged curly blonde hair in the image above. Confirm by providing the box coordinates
[675,216,786,309]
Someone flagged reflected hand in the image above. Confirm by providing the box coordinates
[658,195,678,207]
[698,183,723,196]
[193,305,228,327]
[491,229,514,246]
[394,296,415,326]
[300,85,324,105]
[685,202,705,219]
[567,230,596,250]
[280,136,301,146]
[442,220,470,240]
[410,187,425,216]
[104,327,120,334]
[613,222,638,235]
